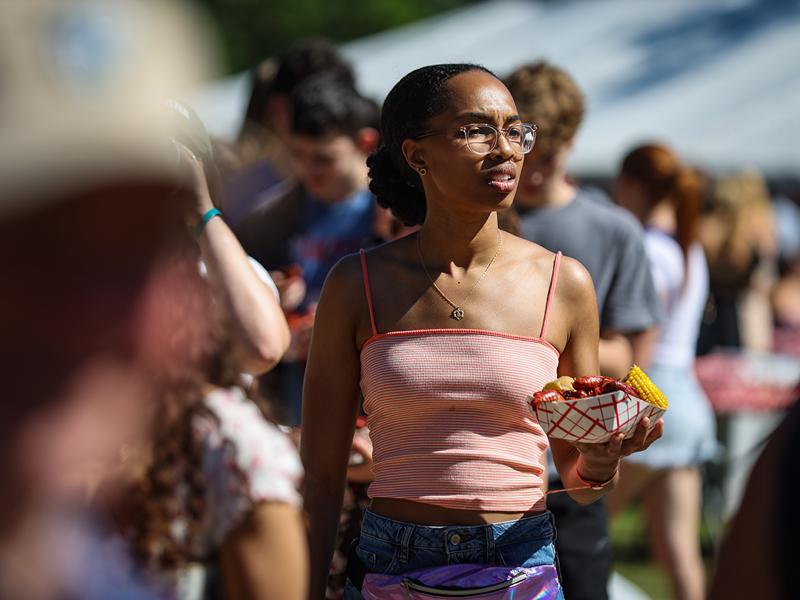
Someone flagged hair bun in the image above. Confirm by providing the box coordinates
[367,146,426,226]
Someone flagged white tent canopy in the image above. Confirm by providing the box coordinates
[192,0,800,177]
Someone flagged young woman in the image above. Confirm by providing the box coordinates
[612,143,717,600]
[301,64,662,599]
[100,146,307,600]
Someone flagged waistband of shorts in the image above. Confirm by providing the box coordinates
[360,508,555,550]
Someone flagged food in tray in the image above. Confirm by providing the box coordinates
[532,367,666,408]
[542,375,576,393]
[529,366,667,443]
[624,365,668,408]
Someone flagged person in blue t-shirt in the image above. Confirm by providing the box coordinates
[225,39,357,226]
[235,73,382,425]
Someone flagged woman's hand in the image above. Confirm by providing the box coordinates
[573,416,664,463]
[270,268,307,313]
[284,305,316,362]
[176,143,214,230]
[569,416,663,487]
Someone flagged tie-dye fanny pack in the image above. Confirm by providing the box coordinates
[360,562,561,599]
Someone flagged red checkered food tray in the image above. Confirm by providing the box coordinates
[532,391,665,444]
[695,348,800,413]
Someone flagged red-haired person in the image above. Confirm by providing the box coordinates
[612,143,718,600]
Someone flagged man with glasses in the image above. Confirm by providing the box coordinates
[505,61,662,600]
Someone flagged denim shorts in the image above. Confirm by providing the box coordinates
[344,509,562,599]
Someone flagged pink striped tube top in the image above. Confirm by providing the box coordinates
[358,249,562,512]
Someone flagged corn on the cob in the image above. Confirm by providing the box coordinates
[625,365,668,409]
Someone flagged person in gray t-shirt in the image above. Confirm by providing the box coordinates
[519,189,661,337]
[505,61,661,600]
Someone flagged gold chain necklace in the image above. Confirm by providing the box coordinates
[416,231,502,321]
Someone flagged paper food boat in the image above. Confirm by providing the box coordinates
[532,390,665,444]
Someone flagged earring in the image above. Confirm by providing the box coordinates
[418,167,427,176]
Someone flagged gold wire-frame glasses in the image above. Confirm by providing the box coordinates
[415,122,537,155]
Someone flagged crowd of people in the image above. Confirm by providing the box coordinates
[2,1,799,599]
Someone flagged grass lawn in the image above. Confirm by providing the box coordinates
[611,502,717,599]
[614,561,671,599]
[611,504,670,598]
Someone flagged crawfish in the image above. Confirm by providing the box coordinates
[573,375,614,395]
[531,389,565,407]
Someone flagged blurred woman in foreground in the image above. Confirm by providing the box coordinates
[102,146,306,600]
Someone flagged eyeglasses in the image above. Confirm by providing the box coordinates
[415,123,537,155]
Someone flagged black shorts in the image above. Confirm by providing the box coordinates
[547,479,612,600]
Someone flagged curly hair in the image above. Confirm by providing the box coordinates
[504,61,585,161]
[121,249,254,570]
[367,63,495,226]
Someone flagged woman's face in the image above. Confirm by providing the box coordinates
[407,71,525,215]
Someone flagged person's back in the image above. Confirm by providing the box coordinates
[124,384,305,600]
[698,170,778,355]
[612,143,716,600]
[646,233,708,369]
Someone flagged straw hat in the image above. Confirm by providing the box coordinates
[0,0,218,217]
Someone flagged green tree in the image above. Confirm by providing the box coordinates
[195,0,473,73]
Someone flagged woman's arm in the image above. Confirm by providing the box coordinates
[182,146,291,375]
[597,329,633,378]
[219,501,308,600]
[550,258,662,504]
[627,326,660,370]
[300,256,363,600]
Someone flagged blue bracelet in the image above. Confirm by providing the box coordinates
[195,208,222,236]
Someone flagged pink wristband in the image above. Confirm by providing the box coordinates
[575,466,618,491]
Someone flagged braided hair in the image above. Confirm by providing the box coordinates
[367,64,495,226]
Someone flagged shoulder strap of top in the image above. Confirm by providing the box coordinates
[540,251,563,339]
[359,249,378,336]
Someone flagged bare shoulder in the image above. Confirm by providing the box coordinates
[318,239,412,322]
[556,255,595,302]
[502,231,595,304]
[360,234,415,263]
[318,252,365,309]
[355,235,423,286]
[501,230,553,265]
[501,231,588,282]
[312,252,369,348]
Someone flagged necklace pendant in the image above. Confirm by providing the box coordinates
[451,307,465,321]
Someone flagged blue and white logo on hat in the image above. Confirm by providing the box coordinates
[50,5,134,92]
